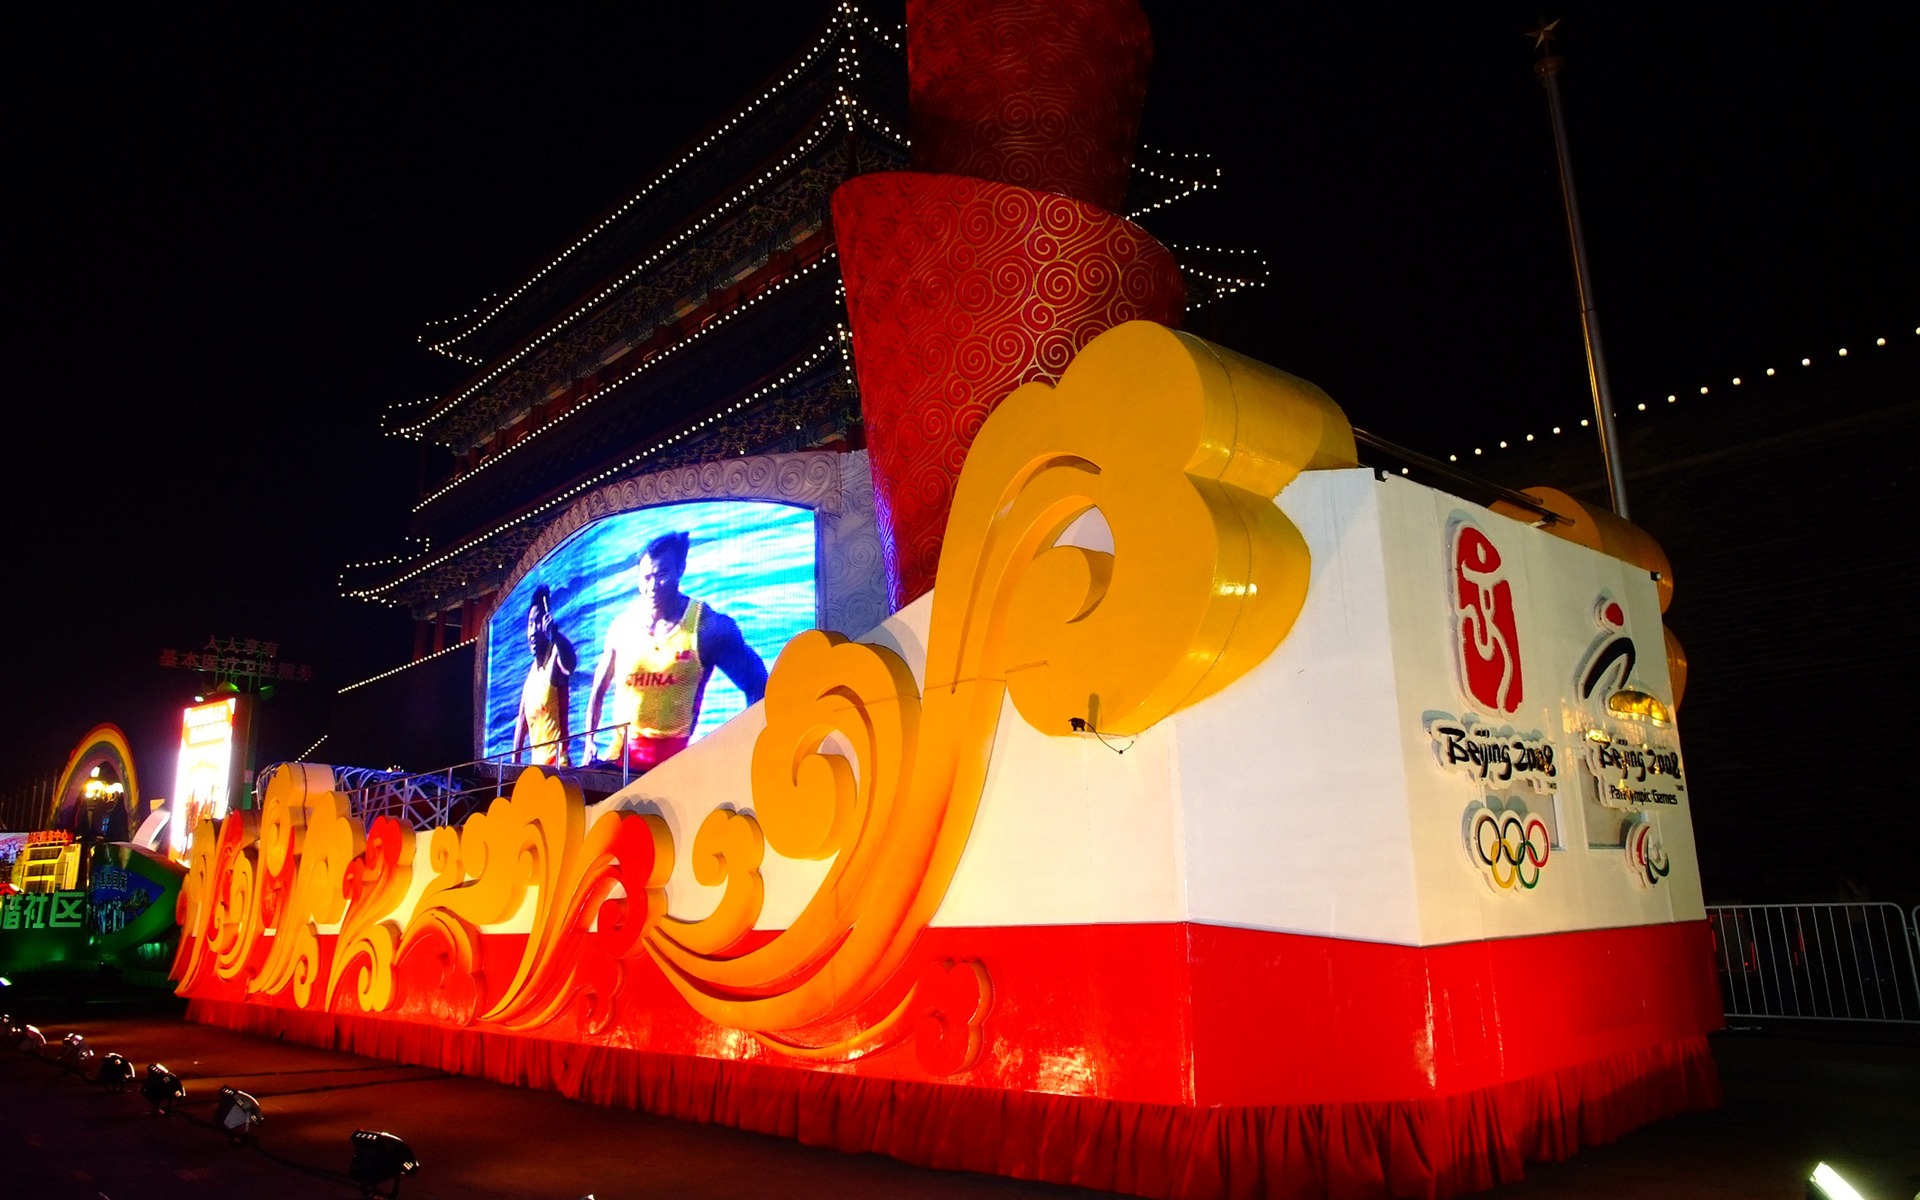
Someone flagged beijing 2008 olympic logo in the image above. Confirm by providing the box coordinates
[1463,801,1551,891]
[1450,518,1525,715]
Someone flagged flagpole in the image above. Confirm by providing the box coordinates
[1531,21,1631,518]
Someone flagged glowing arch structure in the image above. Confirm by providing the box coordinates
[50,723,141,834]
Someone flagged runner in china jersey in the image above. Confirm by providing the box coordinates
[605,599,707,769]
[514,585,576,766]
[518,655,570,765]
[586,532,769,773]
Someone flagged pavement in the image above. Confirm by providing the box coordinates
[1491,1027,1920,1200]
[1,979,1916,1200]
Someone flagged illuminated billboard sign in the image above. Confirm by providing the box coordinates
[171,698,238,858]
[484,500,817,770]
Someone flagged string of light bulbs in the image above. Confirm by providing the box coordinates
[345,329,850,603]
[418,3,898,356]
[393,113,868,437]
[410,13,1209,378]
[376,228,1267,586]
[1126,144,1232,234]
[402,109,1211,445]
[1178,264,1268,306]
[338,538,429,576]
[408,251,839,513]
[410,107,1195,415]
[337,639,478,694]
[1125,166,1220,220]
[1165,242,1270,312]
[378,396,446,437]
[419,294,497,330]
[1442,331,1909,464]
[1130,162,1221,189]
[849,6,904,53]
[1137,142,1214,162]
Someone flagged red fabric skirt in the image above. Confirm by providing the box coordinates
[190,998,1718,1199]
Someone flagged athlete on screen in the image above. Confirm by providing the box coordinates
[586,531,768,771]
[513,584,578,765]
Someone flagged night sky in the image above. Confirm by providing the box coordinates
[8,3,1913,793]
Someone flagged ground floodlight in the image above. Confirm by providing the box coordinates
[94,1052,135,1089]
[349,1129,420,1197]
[0,1013,16,1038]
[17,1024,46,1054]
[59,1033,94,1072]
[214,1086,264,1138]
[1807,1162,1866,1200]
[141,1063,185,1114]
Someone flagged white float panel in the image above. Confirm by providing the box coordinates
[599,469,1703,950]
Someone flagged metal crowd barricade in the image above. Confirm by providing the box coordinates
[1706,902,1920,1024]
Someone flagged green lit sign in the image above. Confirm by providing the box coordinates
[0,891,87,931]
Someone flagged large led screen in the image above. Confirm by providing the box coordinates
[484,500,817,770]
[172,698,238,862]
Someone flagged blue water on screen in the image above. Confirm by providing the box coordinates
[483,501,817,759]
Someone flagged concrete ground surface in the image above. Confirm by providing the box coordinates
[1,982,1916,1200]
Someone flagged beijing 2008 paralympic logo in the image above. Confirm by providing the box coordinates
[1462,800,1551,892]
[1623,813,1671,888]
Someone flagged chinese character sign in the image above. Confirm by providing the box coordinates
[0,891,87,931]
[157,637,310,682]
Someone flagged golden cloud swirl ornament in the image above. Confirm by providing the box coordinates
[394,768,671,1033]
[173,764,671,1038]
[170,321,1354,1064]
[644,320,1356,1049]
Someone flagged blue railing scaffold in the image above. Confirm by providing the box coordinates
[257,722,637,831]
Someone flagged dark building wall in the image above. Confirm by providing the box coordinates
[327,642,477,774]
[1469,341,1919,908]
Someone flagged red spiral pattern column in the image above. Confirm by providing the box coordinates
[907,0,1153,212]
[837,0,1185,607]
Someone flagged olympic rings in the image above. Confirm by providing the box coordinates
[1492,852,1518,889]
[1517,814,1548,888]
[1471,808,1551,890]
[1500,814,1529,888]
[1474,811,1502,865]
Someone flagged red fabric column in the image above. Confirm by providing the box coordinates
[836,0,1186,608]
[907,0,1154,212]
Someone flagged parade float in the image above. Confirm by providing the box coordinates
[1,725,182,983]
[171,3,1719,1195]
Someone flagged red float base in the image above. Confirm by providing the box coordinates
[189,997,1718,1199]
